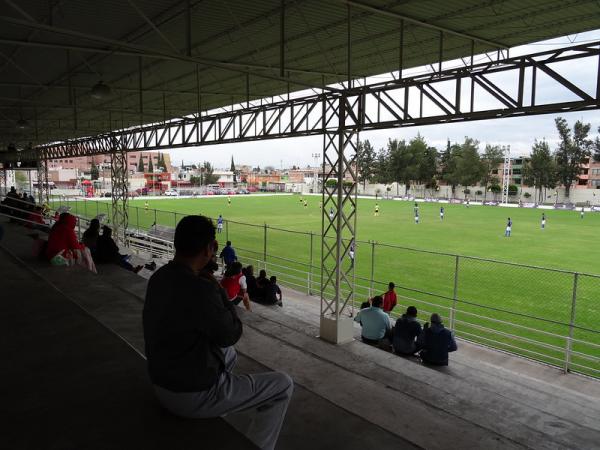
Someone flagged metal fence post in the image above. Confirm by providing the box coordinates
[225,220,229,242]
[369,240,375,297]
[450,255,460,331]
[263,223,267,270]
[154,208,157,229]
[564,272,579,373]
[308,232,314,295]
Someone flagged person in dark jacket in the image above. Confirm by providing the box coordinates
[393,306,422,356]
[244,265,258,298]
[82,219,100,257]
[418,313,457,366]
[96,226,142,273]
[143,215,292,450]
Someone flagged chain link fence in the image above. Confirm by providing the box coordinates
[47,197,600,378]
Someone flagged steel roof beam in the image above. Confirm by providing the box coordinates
[339,0,509,50]
[0,15,343,93]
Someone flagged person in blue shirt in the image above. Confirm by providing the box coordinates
[219,240,237,269]
[440,206,444,221]
[541,213,546,229]
[353,296,391,346]
[417,313,457,366]
[504,217,512,237]
[217,214,224,233]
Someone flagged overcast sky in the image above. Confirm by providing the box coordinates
[165,30,600,170]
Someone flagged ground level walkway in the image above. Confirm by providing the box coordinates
[2,218,599,449]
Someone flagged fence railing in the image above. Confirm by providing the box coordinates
[42,196,600,378]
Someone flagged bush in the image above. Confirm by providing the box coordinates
[508,184,518,196]
[523,192,531,199]
[490,184,501,194]
[475,190,483,196]
[463,188,471,195]
[325,179,337,188]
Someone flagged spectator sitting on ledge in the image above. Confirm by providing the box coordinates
[353,295,391,347]
[393,306,422,356]
[418,313,457,366]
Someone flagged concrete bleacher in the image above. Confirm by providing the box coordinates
[2,218,600,449]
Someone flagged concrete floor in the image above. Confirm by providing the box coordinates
[2,219,599,450]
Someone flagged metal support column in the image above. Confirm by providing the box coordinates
[320,94,358,344]
[110,144,129,244]
[0,164,7,196]
[564,272,579,373]
[37,157,50,205]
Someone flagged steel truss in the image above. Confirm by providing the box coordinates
[320,95,358,342]
[110,146,129,244]
[0,165,6,196]
[36,158,49,205]
[10,41,599,162]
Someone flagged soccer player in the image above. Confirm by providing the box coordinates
[465,198,470,208]
[227,196,231,206]
[374,203,380,217]
[303,200,308,208]
[505,217,512,237]
[348,240,355,267]
[319,201,322,210]
[414,202,419,214]
[440,206,444,221]
[329,207,335,221]
[580,207,584,219]
[541,213,546,229]
[300,196,304,204]
[217,214,224,233]
[414,211,419,224]
[144,201,149,214]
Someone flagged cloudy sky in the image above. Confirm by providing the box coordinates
[165,30,600,170]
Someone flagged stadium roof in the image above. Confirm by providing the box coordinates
[1,0,599,149]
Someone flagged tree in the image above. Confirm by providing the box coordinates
[480,144,504,202]
[523,140,558,203]
[189,175,202,186]
[230,156,237,186]
[374,146,391,184]
[554,117,592,197]
[508,184,518,196]
[90,160,99,180]
[440,140,461,196]
[148,157,154,173]
[356,139,376,188]
[137,155,144,172]
[157,153,167,171]
[455,137,484,188]
[201,161,219,185]
[489,183,501,200]
[388,138,420,194]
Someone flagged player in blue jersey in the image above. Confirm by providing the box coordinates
[217,214,224,233]
[504,217,512,237]
[440,206,444,221]
[541,213,546,229]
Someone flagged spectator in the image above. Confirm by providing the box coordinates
[382,282,397,313]
[418,313,457,366]
[360,298,371,310]
[244,265,258,298]
[265,276,283,306]
[45,213,85,261]
[393,306,422,356]
[353,296,391,346]
[255,269,269,299]
[219,240,237,268]
[143,215,293,450]
[96,226,143,273]
[220,261,251,311]
[82,219,101,257]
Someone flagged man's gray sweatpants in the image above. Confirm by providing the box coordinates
[154,347,293,450]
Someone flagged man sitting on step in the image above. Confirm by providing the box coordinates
[353,295,392,347]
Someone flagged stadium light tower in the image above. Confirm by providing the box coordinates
[501,145,511,204]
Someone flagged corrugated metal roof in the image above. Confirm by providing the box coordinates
[0,0,598,147]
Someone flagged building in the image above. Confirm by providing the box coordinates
[49,151,172,174]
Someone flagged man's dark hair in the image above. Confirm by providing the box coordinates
[224,261,242,277]
[371,295,383,308]
[388,282,395,290]
[226,240,232,246]
[270,276,277,283]
[174,215,215,257]
[406,306,417,317]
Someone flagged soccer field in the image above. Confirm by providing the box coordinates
[57,194,600,376]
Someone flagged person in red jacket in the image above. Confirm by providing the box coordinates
[45,213,84,260]
[220,261,251,311]
[382,282,397,313]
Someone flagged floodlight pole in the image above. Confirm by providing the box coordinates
[319,94,358,344]
[37,157,49,205]
[501,145,511,204]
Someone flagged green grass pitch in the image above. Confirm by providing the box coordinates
[58,194,600,376]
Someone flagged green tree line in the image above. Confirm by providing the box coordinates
[356,117,600,200]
